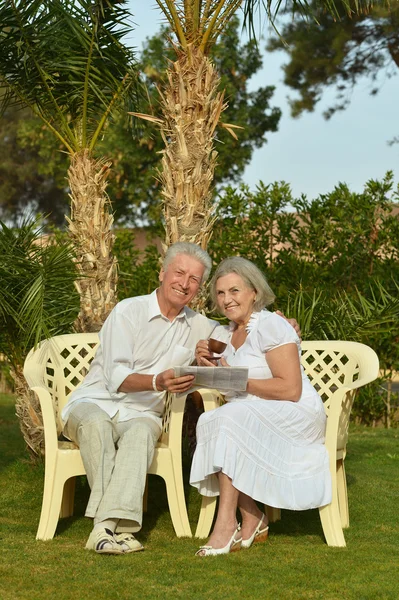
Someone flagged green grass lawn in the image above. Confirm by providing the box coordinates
[0,393,398,600]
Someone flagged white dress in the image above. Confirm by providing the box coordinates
[189,311,332,510]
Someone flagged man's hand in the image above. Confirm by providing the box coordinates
[155,369,195,394]
[275,310,302,340]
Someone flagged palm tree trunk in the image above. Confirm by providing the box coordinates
[158,46,227,441]
[14,150,118,456]
[159,46,226,252]
[67,149,118,333]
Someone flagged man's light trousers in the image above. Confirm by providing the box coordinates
[64,402,161,532]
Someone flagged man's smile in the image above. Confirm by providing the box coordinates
[172,287,188,296]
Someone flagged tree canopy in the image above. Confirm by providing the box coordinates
[267,2,399,119]
[0,104,68,226]
[0,17,281,226]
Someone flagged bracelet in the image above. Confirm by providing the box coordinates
[152,373,159,392]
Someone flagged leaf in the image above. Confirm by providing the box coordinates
[128,111,164,125]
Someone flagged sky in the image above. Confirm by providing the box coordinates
[126,2,399,201]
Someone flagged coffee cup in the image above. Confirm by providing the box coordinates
[208,338,227,354]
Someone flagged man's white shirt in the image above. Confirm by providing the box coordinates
[61,290,228,428]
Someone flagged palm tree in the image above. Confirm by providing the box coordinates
[134,0,382,253]
[134,1,242,252]
[0,0,140,332]
[0,218,80,454]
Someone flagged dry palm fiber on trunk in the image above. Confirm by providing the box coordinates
[67,149,118,333]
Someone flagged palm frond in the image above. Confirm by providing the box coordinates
[17,244,81,350]
[0,218,80,368]
[284,280,399,343]
[155,1,388,53]
[242,0,391,40]
[0,0,141,152]
[155,0,243,51]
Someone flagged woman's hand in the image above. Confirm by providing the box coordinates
[195,339,219,366]
[219,357,230,367]
[155,369,195,394]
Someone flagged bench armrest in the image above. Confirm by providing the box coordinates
[195,388,224,411]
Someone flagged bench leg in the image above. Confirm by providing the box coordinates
[37,472,65,541]
[337,459,349,529]
[264,505,281,523]
[60,477,76,518]
[163,473,192,538]
[319,492,346,547]
[195,496,217,538]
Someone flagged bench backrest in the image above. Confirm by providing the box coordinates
[301,340,378,451]
[24,335,378,449]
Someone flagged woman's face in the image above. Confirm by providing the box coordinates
[215,273,256,325]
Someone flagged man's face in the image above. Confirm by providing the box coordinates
[159,253,205,313]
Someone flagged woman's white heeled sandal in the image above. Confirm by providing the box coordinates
[241,516,269,549]
[195,525,242,557]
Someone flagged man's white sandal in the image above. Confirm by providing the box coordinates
[195,525,242,557]
[85,528,124,554]
[241,516,269,549]
[115,532,144,553]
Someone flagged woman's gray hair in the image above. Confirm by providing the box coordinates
[210,256,275,312]
[163,242,212,283]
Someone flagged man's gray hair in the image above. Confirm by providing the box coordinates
[163,242,213,283]
[210,256,275,312]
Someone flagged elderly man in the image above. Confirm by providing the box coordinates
[61,242,228,554]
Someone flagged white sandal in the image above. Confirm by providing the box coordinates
[115,532,144,553]
[195,525,242,557]
[241,515,269,549]
[85,527,124,554]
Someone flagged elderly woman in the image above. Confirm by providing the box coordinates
[190,257,331,556]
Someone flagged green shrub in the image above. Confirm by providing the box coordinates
[207,174,399,425]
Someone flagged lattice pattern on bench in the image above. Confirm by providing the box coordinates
[300,347,362,453]
[301,348,360,405]
[43,335,173,442]
[43,340,99,434]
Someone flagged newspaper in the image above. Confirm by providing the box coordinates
[173,366,248,392]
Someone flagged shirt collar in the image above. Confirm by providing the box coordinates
[148,289,189,323]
